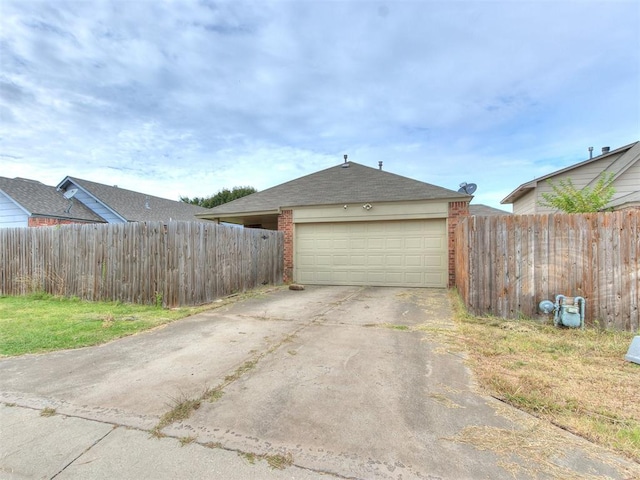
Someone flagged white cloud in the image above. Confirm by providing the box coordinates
[0,0,638,208]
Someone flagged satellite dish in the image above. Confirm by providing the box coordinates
[63,188,78,199]
[457,182,477,195]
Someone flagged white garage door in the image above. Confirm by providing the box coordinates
[295,219,447,287]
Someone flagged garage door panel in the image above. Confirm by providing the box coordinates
[425,237,444,248]
[385,238,403,249]
[298,255,315,266]
[405,272,424,283]
[350,238,366,249]
[386,255,403,266]
[366,238,385,249]
[351,255,366,265]
[404,238,423,249]
[405,255,423,267]
[367,257,384,267]
[295,220,447,288]
[316,255,332,266]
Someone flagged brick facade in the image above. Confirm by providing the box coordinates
[277,209,294,283]
[28,217,91,227]
[447,201,470,287]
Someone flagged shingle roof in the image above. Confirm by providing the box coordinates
[204,161,469,215]
[469,204,511,216]
[0,176,105,222]
[59,176,210,222]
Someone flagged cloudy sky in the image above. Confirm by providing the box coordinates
[1,0,638,210]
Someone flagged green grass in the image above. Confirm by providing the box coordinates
[0,293,203,356]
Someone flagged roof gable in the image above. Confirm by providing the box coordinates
[0,176,105,222]
[501,141,639,205]
[204,161,469,216]
[57,177,210,223]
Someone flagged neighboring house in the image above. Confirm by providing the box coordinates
[197,160,471,288]
[0,177,104,228]
[469,204,511,216]
[56,176,210,223]
[501,141,640,214]
[0,175,210,228]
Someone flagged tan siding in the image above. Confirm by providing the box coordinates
[513,190,538,214]
[292,200,449,223]
[611,160,640,197]
[519,155,638,213]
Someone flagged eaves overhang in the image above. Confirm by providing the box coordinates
[501,182,536,204]
[196,209,280,221]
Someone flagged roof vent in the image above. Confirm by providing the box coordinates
[602,146,610,154]
[341,154,349,168]
[378,161,383,170]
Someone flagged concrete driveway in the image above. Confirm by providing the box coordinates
[1,286,638,479]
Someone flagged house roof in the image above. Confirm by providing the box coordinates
[57,176,210,223]
[200,161,469,217]
[469,204,511,216]
[0,176,105,222]
[501,141,640,205]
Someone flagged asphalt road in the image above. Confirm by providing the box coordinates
[1,286,638,479]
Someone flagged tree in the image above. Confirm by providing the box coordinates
[539,172,615,213]
[181,186,257,208]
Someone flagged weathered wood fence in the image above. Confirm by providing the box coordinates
[0,221,284,307]
[455,210,639,332]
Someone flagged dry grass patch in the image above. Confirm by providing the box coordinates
[152,394,202,436]
[238,451,294,470]
[448,292,640,462]
[179,435,197,447]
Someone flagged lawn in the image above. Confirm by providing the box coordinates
[0,293,209,356]
[448,292,640,462]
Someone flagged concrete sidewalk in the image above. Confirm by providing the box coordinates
[2,286,639,479]
[0,403,328,479]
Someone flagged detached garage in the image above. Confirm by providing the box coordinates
[198,160,470,287]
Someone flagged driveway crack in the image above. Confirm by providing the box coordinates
[49,426,116,479]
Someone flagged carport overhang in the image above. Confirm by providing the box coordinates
[196,209,281,229]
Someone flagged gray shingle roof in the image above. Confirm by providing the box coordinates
[469,204,512,216]
[0,176,105,222]
[60,176,210,222]
[204,161,469,215]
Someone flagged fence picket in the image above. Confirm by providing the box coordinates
[0,221,283,307]
[455,211,639,332]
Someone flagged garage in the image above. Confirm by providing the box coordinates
[295,219,447,287]
[200,160,470,287]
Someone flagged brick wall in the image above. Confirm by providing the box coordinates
[448,201,470,287]
[277,209,294,283]
[28,217,91,227]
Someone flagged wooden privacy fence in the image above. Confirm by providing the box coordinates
[0,221,284,307]
[455,210,639,332]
